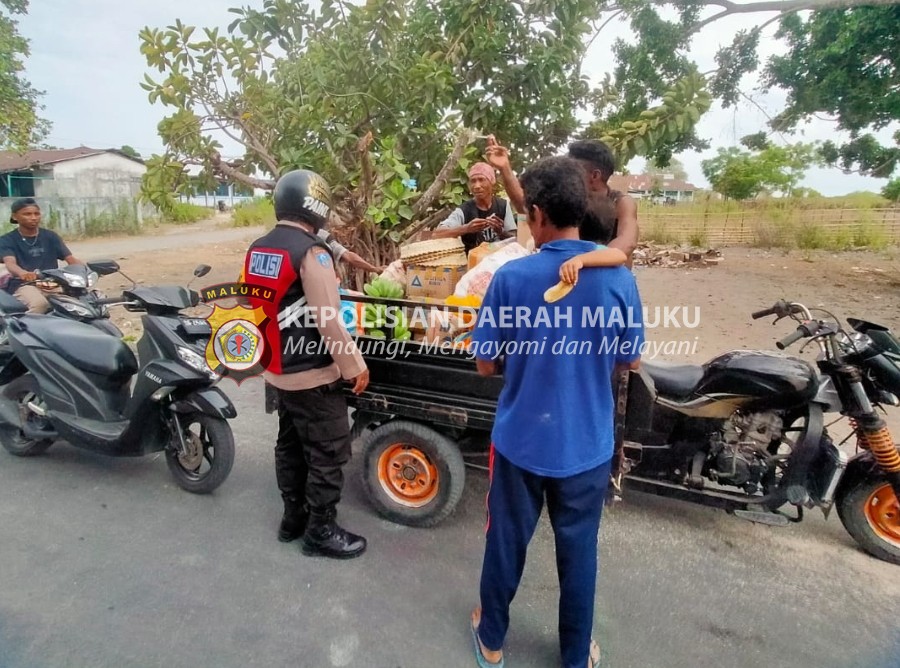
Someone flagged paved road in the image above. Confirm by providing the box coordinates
[2,380,899,668]
[1,229,899,667]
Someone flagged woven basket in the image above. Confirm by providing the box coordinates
[415,252,468,267]
[399,238,465,264]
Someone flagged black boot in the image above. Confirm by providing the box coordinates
[278,495,309,543]
[300,508,367,559]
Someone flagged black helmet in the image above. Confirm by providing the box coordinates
[273,169,332,230]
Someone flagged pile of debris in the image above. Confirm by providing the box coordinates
[633,243,723,268]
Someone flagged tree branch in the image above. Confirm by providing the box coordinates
[692,0,899,29]
[398,205,455,243]
[605,0,900,29]
[355,130,375,211]
[209,151,276,190]
[233,114,280,175]
[585,10,623,54]
[410,128,475,219]
[737,90,791,143]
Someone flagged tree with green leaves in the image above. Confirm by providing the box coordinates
[0,0,49,151]
[702,138,819,200]
[119,145,142,160]
[137,0,710,266]
[138,0,900,265]
[883,178,900,203]
[766,3,900,177]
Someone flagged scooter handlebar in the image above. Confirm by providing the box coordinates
[776,328,806,350]
[751,299,792,320]
[752,306,777,320]
[776,320,821,350]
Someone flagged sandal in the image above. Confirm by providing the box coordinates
[470,608,504,668]
[588,638,601,668]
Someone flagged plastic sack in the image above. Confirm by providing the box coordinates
[338,288,365,335]
[378,260,406,287]
[453,242,533,299]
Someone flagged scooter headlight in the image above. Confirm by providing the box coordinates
[58,300,93,318]
[87,271,99,288]
[176,345,218,380]
[63,272,87,288]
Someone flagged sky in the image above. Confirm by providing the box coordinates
[18,0,897,195]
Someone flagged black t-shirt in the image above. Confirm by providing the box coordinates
[0,228,71,293]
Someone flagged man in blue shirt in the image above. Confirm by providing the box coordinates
[468,156,644,668]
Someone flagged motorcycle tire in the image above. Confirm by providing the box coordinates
[0,375,54,457]
[165,413,234,494]
[836,477,900,566]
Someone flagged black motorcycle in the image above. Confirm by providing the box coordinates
[0,273,236,494]
[0,260,124,342]
[616,299,900,565]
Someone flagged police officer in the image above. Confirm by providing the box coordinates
[243,169,370,560]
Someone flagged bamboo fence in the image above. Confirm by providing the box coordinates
[638,207,900,247]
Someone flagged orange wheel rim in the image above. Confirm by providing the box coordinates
[377,443,439,508]
[864,483,900,547]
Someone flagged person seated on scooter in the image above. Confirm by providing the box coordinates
[0,198,83,314]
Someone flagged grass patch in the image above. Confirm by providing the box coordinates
[638,192,892,215]
[163,202,210,225]
[852,223,890,250]
[42,201,142,238]
[232,197,275,227]
[645,221,681,245]
[794,224,829,250]
[687,228,708,247]
[79,201,142,238]
[752,222,794,249]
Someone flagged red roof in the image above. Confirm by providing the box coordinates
[0,147,143,172]
[609,174,696,192]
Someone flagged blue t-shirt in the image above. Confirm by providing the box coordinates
[472,239,644,477]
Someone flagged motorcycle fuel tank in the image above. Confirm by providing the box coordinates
[695,350,819,409]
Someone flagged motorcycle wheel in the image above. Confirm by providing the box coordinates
[836,477,900,565]
[165,413,234,494]
[0,375,54,457]
[360,419,465,528]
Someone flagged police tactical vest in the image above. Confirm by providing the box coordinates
[243,223,335,375]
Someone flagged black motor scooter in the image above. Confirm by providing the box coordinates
[0,269,236,494]
[0,260,124,345]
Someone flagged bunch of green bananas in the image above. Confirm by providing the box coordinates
[361,278,411,341]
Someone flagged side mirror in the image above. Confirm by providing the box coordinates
[88,260,120,276]
[194,265,212,278]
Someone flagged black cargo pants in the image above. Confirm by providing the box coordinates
[273,379,352,512]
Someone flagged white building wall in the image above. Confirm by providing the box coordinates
[36,153,146,199]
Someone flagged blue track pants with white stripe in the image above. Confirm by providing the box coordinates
[477,446,612,668]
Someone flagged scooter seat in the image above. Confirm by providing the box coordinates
[23,316,138,380]
[0,290,26,315]
[642,360,705,398]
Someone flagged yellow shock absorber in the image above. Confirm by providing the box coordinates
[854,420,900,474]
